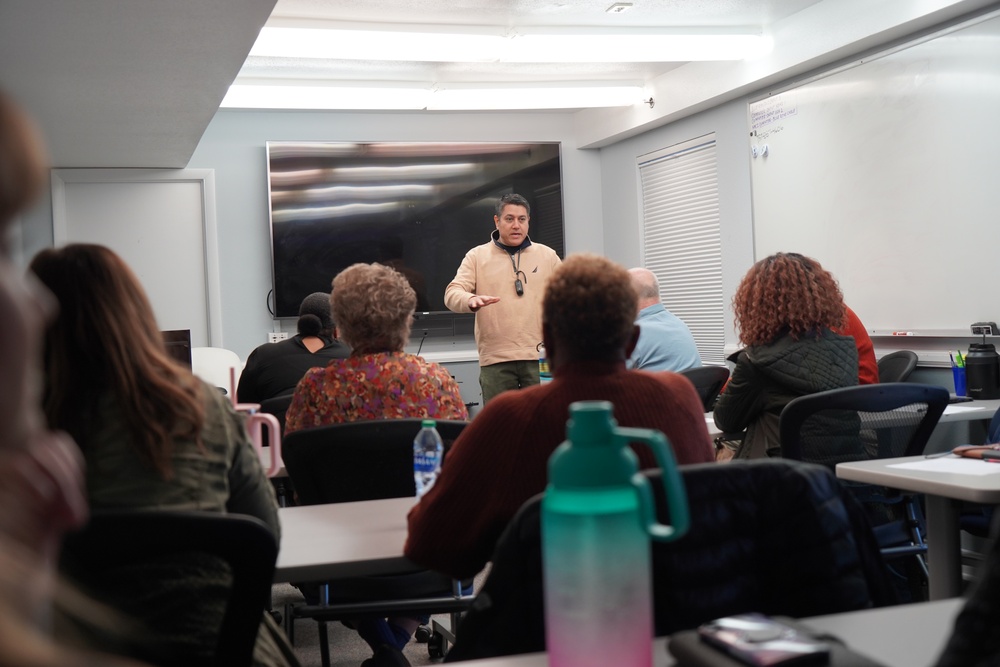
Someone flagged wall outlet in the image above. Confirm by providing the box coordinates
[268,332,289,343]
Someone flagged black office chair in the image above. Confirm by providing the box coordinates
[877,350,919,383]
[259,392,294,436]
[678,365,730,412]
[59,510,278,667]
[779,383,949,595]
[281,418,474,665]
[445,460,895,661]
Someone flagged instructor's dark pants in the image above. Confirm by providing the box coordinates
[479,360,540,404]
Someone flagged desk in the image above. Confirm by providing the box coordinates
[938,398,1000,425]
[837,455,1000,599]
[274,497,417,583]
[441,598,963,666]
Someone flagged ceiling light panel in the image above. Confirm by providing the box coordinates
[248,23,767,63]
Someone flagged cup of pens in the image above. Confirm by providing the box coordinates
[951,351,967,397]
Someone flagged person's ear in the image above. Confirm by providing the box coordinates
[494,215,501,229]
[624,325,640,359]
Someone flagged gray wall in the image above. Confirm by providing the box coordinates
[186,110,604,360]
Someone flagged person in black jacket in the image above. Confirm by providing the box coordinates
[713,253,858,460]
[237,292,350,404]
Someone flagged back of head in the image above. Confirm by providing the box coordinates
[0,91,46,225]
[331,263,416,353]
[297,291,333,337]
[733,252,846,347]
[628,267,660,304]
[543,253,638,362]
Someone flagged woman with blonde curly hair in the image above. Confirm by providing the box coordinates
[283,262,467,666]
[713,252,858,460]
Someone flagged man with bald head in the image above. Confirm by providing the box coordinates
[627,267,702,372]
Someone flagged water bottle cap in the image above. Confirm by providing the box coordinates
[548,401,638,489]
[421,419,436,428]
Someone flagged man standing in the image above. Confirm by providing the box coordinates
[444,193,561,403]
[627,267,702,372]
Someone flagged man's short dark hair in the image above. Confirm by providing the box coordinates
[543,253,638,361]
[495,193,530,217]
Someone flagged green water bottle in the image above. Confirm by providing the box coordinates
[542,401,689,667]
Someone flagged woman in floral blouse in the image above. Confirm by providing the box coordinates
[283,262,467,666]
[285,262,468,431]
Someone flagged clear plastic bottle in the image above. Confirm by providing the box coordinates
[537,342,552,384]
[413,419,444,498]
[542,401,690,667]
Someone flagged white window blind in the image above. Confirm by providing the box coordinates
[638,134,725,365]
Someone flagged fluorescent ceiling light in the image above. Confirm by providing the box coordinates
[430,83,643,110]
[222,81,645,111]
[222,83,430,110]
[250,23,767,63]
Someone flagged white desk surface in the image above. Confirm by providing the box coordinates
[444,599,963,667]
[257,445,286,478]
[704,396,999,444]
[938,397,1000,424]
[838,455,1000,599]
[837,455,1000,504]
[274,496,417,583]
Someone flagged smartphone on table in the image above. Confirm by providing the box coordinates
[697,613,831,666]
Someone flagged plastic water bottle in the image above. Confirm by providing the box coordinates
[413,419,444,498]
[542,401,690,667]
[537,342,552,384]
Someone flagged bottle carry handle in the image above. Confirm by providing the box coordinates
[616,427,690,542]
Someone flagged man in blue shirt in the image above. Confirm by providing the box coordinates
[627,267,702,372]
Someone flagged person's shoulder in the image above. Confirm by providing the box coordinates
[630,368,693,394]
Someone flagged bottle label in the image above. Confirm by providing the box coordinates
[414,452,441,472]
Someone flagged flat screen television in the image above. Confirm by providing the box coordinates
[265,141,565,328]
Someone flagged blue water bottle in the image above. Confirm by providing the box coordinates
[542,401,690,667]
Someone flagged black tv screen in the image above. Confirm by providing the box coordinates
[266,141,565,320]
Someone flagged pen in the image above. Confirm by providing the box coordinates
[950,352,956,368]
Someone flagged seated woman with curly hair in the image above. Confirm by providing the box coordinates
[713,252,859,460]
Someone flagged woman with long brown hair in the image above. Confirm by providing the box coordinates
[29,243,296,667]
[713,252,859,460]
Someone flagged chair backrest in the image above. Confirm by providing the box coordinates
[282,418,470,505]
[191,346,243,395]
[60,510,278,667]
[446,459,895,661]
[259,392,294,431]
[877,350,919,383]
[678,365,730,412]
[779,383,949,466]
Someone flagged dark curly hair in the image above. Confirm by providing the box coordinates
[543,253,637,362]
[733,252,846,347]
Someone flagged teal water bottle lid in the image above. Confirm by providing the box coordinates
[421,418,436,428]
[548,401,638,489]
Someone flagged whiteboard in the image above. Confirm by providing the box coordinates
[749,11,1000,335]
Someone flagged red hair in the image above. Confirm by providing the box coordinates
[733,252,846,347]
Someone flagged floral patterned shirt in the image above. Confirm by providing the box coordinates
[284,351,469,432]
